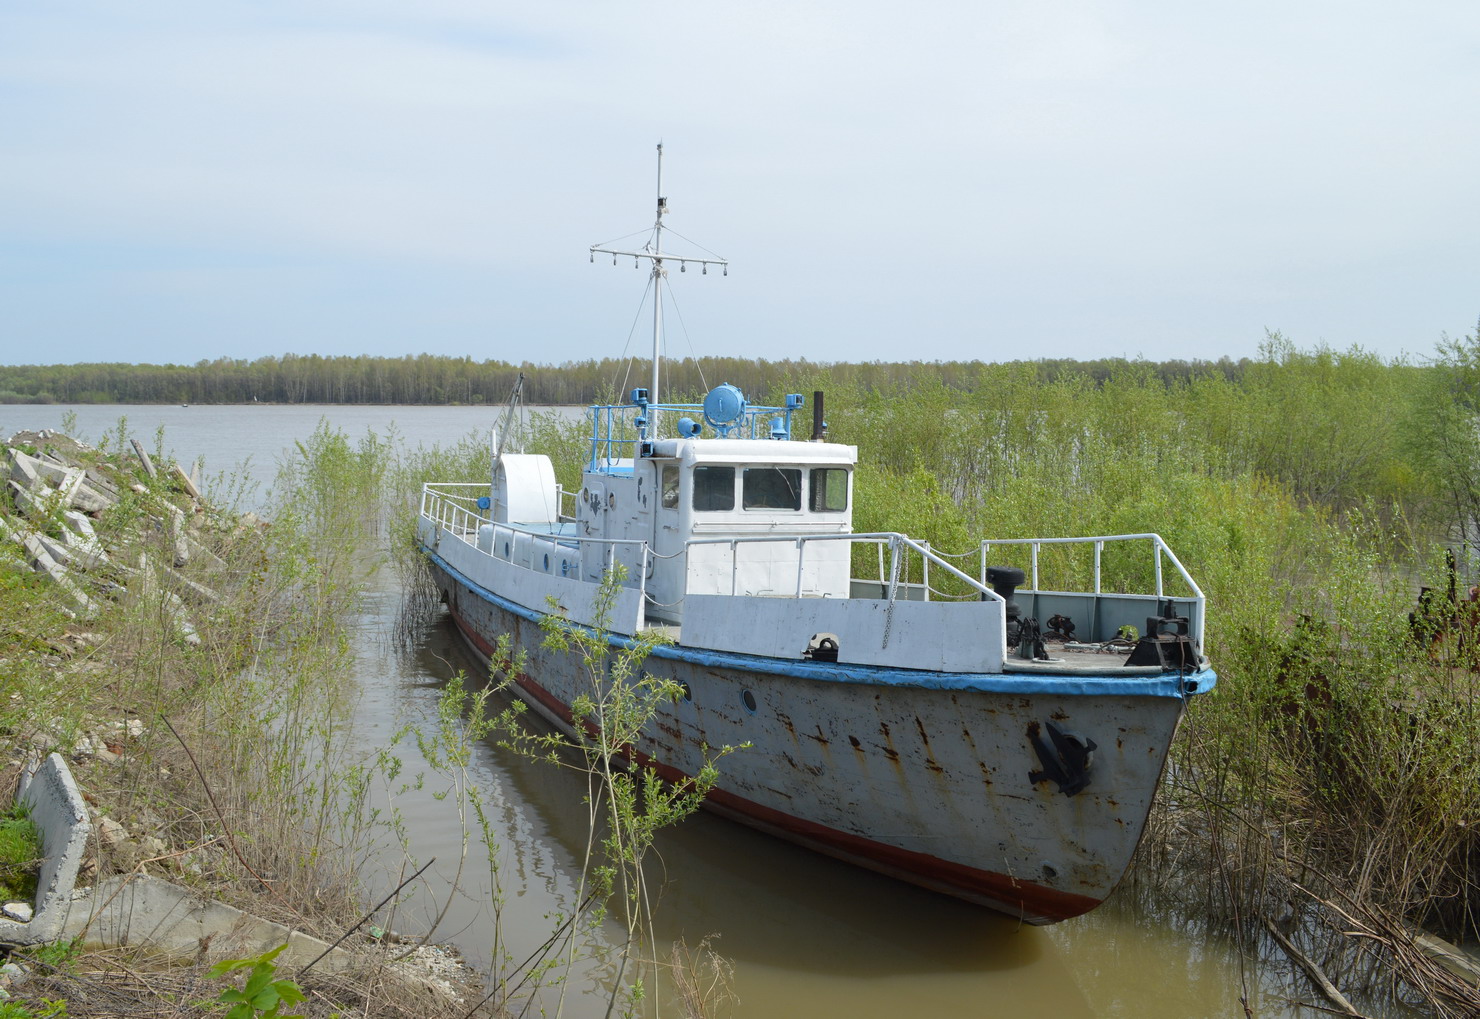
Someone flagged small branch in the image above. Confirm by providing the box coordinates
[160,714,303,920]
[296,857,436,978]
[1262,918,1363,1017]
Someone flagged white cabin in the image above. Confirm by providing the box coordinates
[567,437,857,623]
[484,400,857,627]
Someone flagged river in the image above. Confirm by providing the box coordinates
[2,403,1418,1017]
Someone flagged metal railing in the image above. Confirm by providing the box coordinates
[684,531,1004,606]
[420,483,487,537]
[585,397,802,468]
[977,533,1206,642]
[422,486,1203,640]
[421,482,652,606]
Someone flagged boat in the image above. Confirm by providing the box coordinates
[415,145,1216,923]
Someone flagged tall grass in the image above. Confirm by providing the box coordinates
[0,423,405,942]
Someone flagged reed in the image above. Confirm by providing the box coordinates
[813,334,1480,1013]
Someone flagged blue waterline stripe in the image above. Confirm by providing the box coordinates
[422,545,1217,700]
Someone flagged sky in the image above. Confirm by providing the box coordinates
[1,1,1477,368]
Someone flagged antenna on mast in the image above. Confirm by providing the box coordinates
[589,144,728,425]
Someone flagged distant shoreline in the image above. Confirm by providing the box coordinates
[0,350,1284,408]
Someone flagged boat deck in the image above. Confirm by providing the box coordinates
[641,625,1192,677]
[1002,640,1164,675]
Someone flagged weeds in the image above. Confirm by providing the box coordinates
[207,945,306,1019]
[0,802,40,903]
[517,571,741,1016]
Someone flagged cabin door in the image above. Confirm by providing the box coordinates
[650,462,686,620]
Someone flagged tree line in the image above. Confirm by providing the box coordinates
[0,351,1255,406]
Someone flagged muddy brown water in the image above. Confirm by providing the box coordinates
[6,404,1428,1017]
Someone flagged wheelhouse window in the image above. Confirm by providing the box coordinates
[692,466,735,511]
[743,467,801,510]
[809,468,850,512]
[661,465,680,509]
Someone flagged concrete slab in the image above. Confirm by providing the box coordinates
[0,754,92,946]
[7,480,51,525]
[165,567,221,604]
[59,875,358,972]
[60,874,454,1006]
[30,532,77,570]
[59,511,109,569]
[172,464,202,502]
[6,448,41,489]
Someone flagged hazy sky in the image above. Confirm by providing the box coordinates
[2,1,1477,368]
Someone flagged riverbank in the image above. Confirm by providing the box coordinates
[0,428,480,1017]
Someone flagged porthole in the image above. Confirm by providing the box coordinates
[503,541,510,558]
[608,492,616,509]
[680,680,693,702]
[742,690,757,713]
[543,553,550,571]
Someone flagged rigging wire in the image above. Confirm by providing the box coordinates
[588,227,656,251]
[659,226,727,263]
[660,280,709,396]
[612,274,655,406]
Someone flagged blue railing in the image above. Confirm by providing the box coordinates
[587,386,804,470]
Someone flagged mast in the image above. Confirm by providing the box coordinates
[590,145,728,430]
[652,142,665,407]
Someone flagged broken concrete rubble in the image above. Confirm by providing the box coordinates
[2,430,251,641]
[7,448,111,514]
